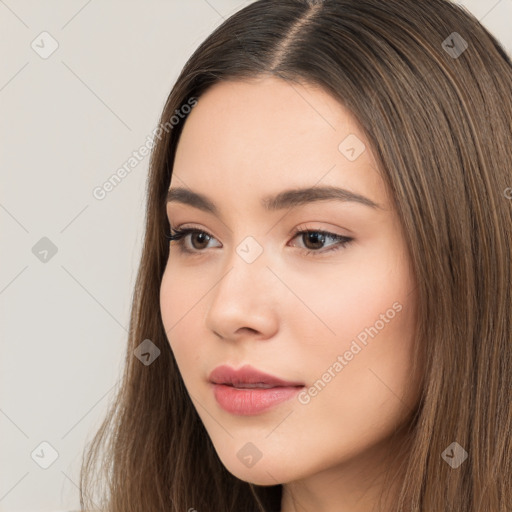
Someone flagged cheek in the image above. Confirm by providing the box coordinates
[284,236,414,347]
[160,259,207,325]
[159,264,204,374]
[287,237,418,419]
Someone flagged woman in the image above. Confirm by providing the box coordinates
[80,1,512,510]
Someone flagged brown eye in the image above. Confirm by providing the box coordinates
[167,227,353,257]
[289,229,354,256]
[301,231,327,250]
[189,231,212,250]
[167,228,220,254]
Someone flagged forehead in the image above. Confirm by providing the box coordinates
[171,76,389,212]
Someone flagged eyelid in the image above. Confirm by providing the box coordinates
[170,222,350,240]
[170,223,221,242]
[291,223,349,239]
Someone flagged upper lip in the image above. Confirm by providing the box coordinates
[209,364,304,387]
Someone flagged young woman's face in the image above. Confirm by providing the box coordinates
[160,76,420,492]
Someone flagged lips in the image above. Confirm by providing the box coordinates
[208,364,304,389]
[208,364,305,415]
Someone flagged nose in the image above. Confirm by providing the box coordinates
[203,242,280,342]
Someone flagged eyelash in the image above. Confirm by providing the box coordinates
[165,226,353,257]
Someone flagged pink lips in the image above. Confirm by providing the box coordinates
[208,364,305,415]
[209,364,304,387]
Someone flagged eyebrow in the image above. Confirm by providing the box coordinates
[166,185,382,215]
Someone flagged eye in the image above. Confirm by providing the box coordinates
[289,227,353,256]
[166,227,220,253]
[166,226,354,257]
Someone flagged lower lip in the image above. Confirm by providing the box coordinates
[211,383,304,415]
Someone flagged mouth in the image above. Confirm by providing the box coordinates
[207,364,305,415]
[208,363,305,388]
[221,383,298,389]
[210,382,305,415]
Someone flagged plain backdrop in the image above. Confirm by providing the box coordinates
[1,1,511,510]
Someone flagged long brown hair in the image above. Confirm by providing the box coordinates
[79,1,512,510]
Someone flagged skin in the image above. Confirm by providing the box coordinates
[160,76,422,512]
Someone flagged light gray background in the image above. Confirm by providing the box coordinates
[1,1,511,510]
